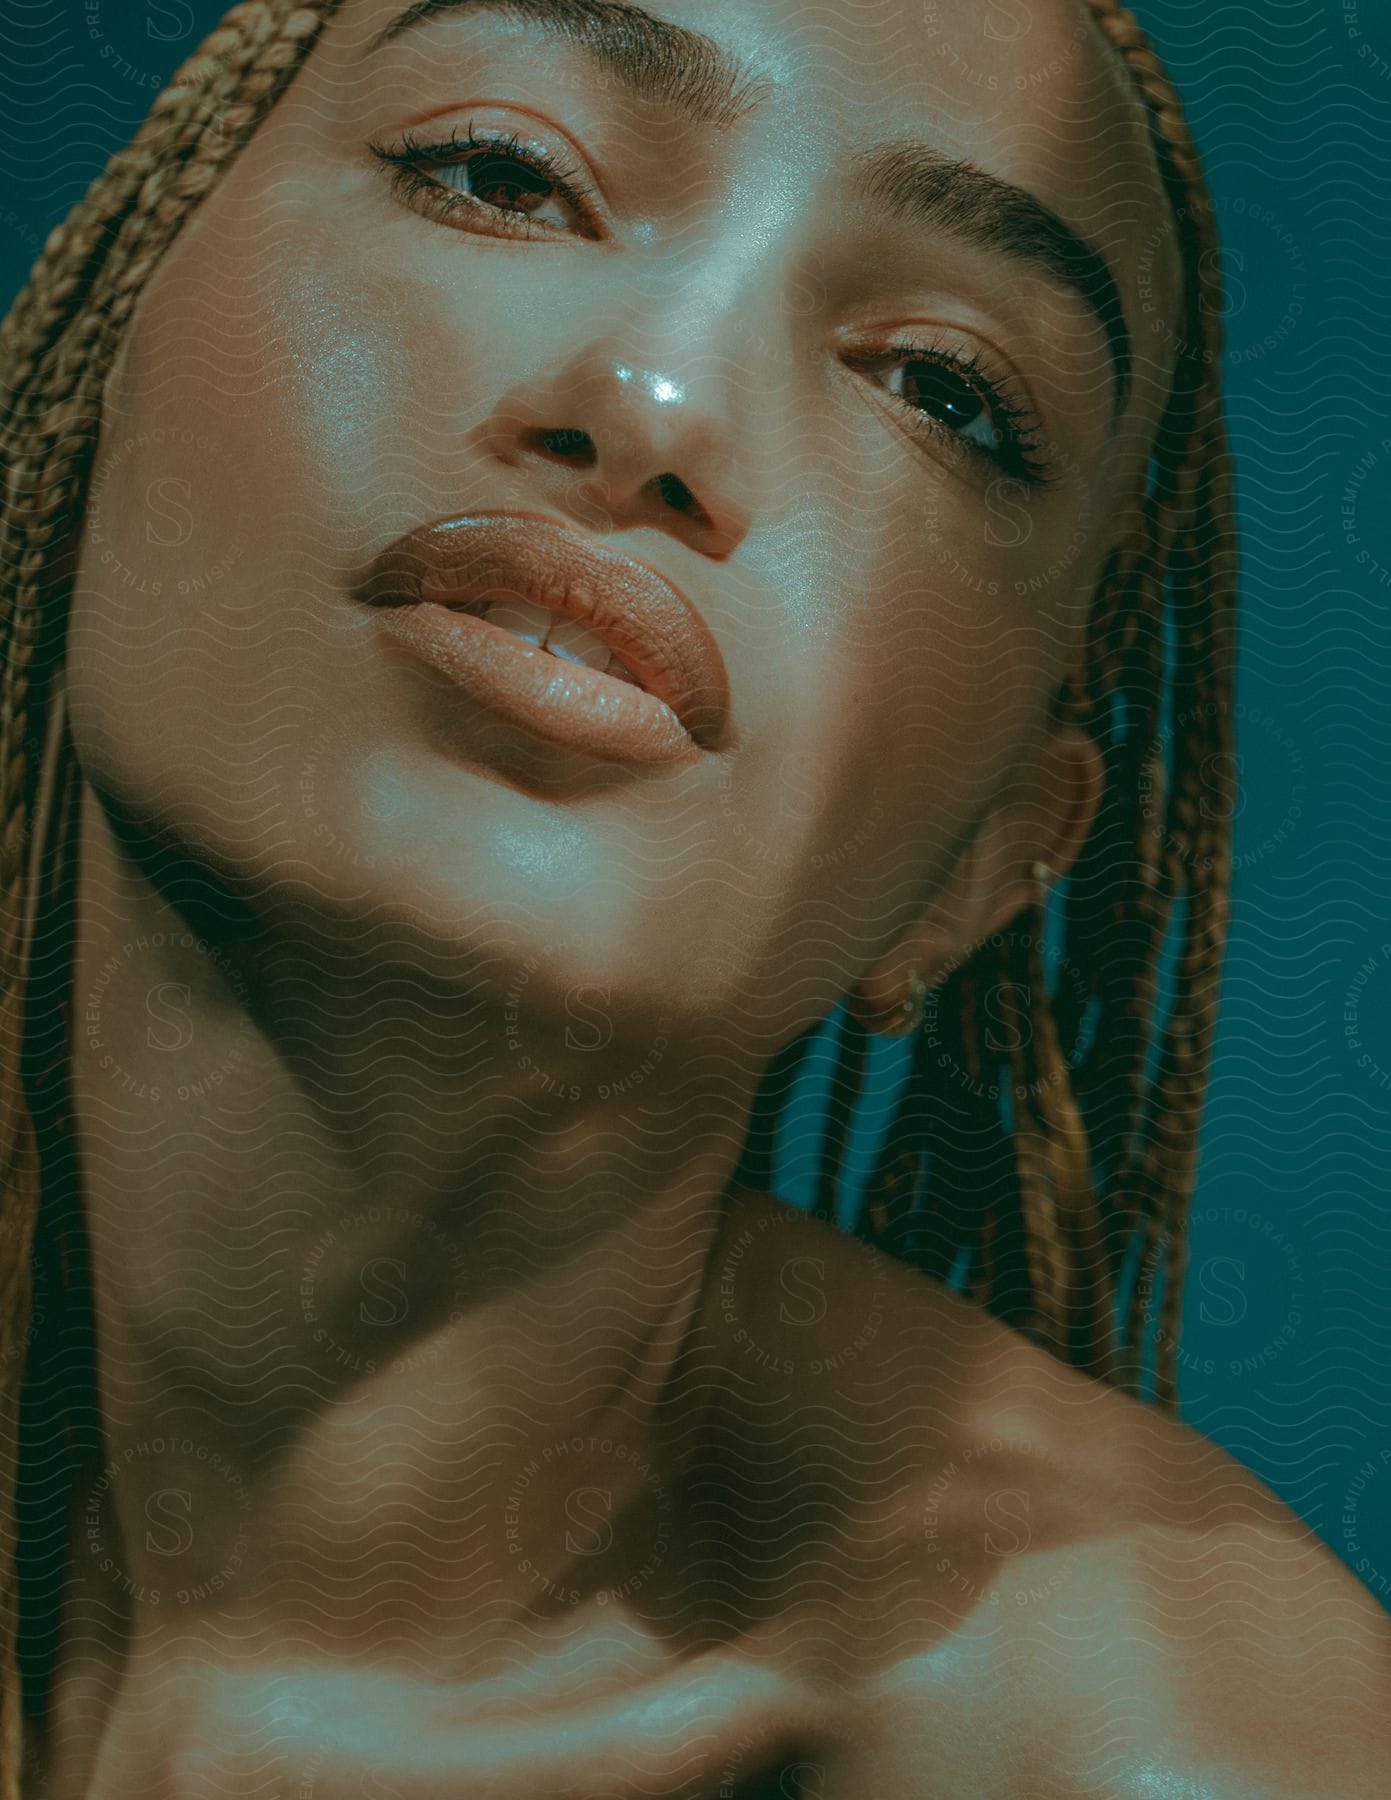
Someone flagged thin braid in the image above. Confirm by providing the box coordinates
[1000,929,1072,1357]
[1089,0,1237,1411]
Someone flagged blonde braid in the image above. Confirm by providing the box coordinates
[1085,0,1237,1411]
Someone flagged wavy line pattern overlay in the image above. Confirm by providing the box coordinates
[1,1,1389,1796]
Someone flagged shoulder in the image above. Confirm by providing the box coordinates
[721,1194,1391,1795]
[856,1516,1391,1798]
[716,1188,1259,1508]
[718,1193,1348,1552]
[872,1284,1391,1796]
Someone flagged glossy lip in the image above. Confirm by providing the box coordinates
[357,514,731,765]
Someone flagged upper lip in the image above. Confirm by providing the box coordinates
[357,513,731,750]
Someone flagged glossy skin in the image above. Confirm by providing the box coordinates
[41,0,1390,1794]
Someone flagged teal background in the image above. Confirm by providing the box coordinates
[2,0,1388,1603]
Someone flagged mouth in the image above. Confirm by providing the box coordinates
[357,515,731,766]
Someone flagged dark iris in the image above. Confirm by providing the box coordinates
[900,360,991,436]
[463,151,553,214]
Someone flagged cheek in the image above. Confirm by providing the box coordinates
[63,193,431,850]
[839,472,1098,862]
[715,499,1052,927]
[64,177,532,740]
[85,180,556,605]
[916,468,1103,614]
[774,469,1105,906]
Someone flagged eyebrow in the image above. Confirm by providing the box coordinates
[366,0,773,127]
[858,144,1133,419]
[369,0,1133,418]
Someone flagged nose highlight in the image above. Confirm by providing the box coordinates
[485,344,755,560]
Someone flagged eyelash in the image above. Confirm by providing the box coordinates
[850,340,1054,487]
[368,130,1053,486]
[368,124,600,240]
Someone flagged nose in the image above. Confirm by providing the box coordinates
[477,333,757,561]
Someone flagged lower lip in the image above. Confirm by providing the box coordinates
[375,603,700,766]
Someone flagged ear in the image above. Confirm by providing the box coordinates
[851,724,1105,1025]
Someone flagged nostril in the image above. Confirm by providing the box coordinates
[527,426,597,465]
[654,470,707,522]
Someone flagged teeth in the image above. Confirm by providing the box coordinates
[479,599,552,646]
[543,615,612,672]
[446,597,645,690]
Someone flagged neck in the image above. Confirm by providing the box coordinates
[67,777,770,1656]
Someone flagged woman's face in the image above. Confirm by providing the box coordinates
[67,0,1176,1047]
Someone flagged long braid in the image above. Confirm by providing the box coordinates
[1088,0,1237,1411]
[0,0,1236,1788]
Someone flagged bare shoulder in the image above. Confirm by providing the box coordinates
[723,1194,1391,1795]
[849,1513,1391,1799]
[721,1188,1298,1525]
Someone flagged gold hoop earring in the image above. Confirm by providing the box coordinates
[878,967,928,1039]
[1031,860,1055,911]
[848,966,928,1038]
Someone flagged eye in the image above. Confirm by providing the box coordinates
[368,125,600,241]
[850,341,1052,486]
[890,359,1003,457]
[436,144,573,228]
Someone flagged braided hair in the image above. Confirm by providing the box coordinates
[0,1,1236,1788]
